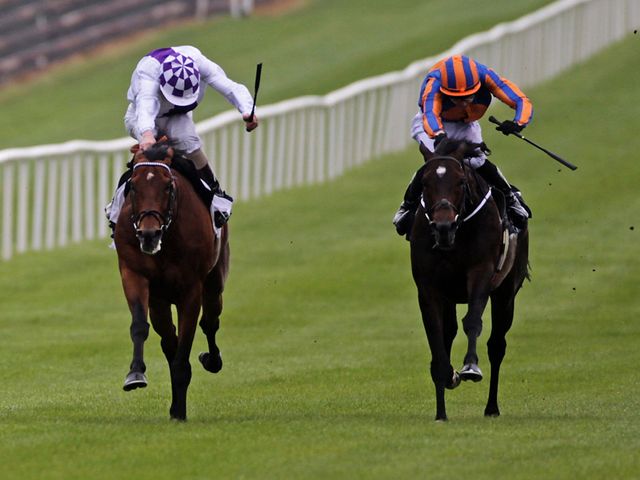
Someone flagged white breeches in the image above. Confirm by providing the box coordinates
[410,113,487,168]
[125,108,202,154]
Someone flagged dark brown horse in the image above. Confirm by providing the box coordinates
[114,141,229,421]
[410,141,529,421]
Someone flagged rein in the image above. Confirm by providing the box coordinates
[130,161,177,233]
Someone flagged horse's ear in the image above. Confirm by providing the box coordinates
[419,142,434,163]
[452,142,469,159]
[164,147,174,165]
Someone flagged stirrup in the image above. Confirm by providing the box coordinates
[507,208,528,231]
[211,192,233,229]
[214,211,230,228]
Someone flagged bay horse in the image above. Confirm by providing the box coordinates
[114,140,229,421]
[410,140,529,421]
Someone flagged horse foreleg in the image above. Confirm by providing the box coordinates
[122,272,150,391]
[443,302,461,390]
[198,267,225,373]
[459,295,488,382]
[485,292,516,417]
[169,294,200,421]
[418,290,450,421]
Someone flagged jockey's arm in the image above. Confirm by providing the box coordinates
[481,66,533,127]
[139,131,156,151]
[197,52,258,130]
[131,57,162,146]
[419,76,445,138]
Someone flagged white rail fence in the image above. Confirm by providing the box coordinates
[0,0,637,260]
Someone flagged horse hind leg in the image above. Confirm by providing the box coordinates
[198,315,223,373]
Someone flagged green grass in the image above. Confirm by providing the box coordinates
[0,0,554,149]
[1,32,640,479]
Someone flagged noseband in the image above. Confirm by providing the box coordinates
[420,156,492,226]
[130,161,176,234]
[420,156,465,227]
[420,197,461,225]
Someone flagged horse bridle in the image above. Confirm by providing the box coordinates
[129,161,177,234]
[420,156,467,227]
[419,155,492,225]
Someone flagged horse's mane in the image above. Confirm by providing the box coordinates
[434,139,488,159]
[141,140,189,163]
[134,140,213,206]
[428,139,494,213]
[133,141,193,176]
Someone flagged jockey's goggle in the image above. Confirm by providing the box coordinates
[450,94,475,104]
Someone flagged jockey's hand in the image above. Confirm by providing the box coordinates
[496,120,524,136]
[139,131,156,150]
[243,113,259,132]
[434,132,447,149]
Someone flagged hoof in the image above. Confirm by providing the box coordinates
[446,370,461,390]
[170,405,187,422]
[123,371,147,391]
[460,363,483,382]
[484,405,501,417]
[199,351,223,373]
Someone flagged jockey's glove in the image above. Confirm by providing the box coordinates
[496,120,524,136]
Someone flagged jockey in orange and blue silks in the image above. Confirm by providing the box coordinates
[412,54,533,155]
[394,54,533,238]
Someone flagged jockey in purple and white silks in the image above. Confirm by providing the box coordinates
[106,45,258,236]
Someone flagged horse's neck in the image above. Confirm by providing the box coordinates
[465,167,487,196]
[173,172,192,205]
[463,168,493,216]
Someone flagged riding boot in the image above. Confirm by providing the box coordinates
[393,164,427,238]
[476,160,530,229]
[197,165,233,229]
[197,164,221,194]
